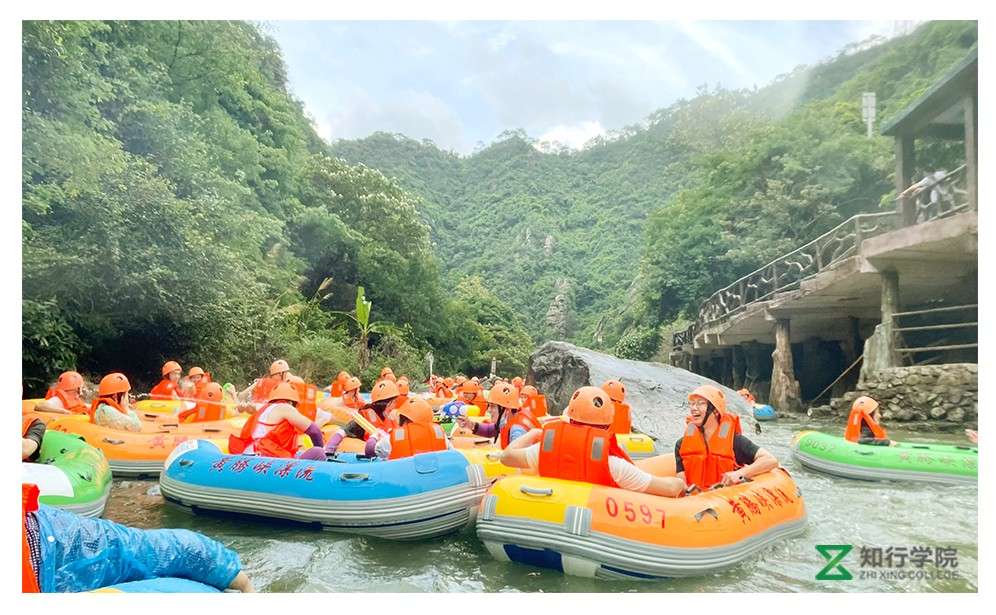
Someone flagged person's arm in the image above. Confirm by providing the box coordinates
[609,457,685,497]
[500,429,543,468]
[22,438,40,460]
[278,406,324,448]
[721,436,778,485]
[966,429,978,445]
[32,399,72,415]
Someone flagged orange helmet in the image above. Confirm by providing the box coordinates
[188,366,205,378]
[336,370,350,383]
[162,361,182,377]
[601,379,626,403]
[397,378,410,396]
[269,359,290,376]
[56,371,84,391]
[98,373,131,397]
[268,382,300,404]
[457,380,481,395]
[371,379,400,403]
[688,385,727,414]
[737,388,755,403]
[565,386,613,427]
[488,381,521,409]
[203,382,223,402]
[344,376,361,393]
[852,396,879,414]
[520,385,538,398]
[380,367,396,381]
[511,376,524,389]
[397,398,434,425]
[288,374,305,384]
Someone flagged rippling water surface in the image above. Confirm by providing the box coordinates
[103,417,977,592]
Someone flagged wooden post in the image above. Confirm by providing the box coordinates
[965,95,978,212]
[896,134,916,226]
[880,270,901,368]
[731,344,746,390]
[769,319,802,414]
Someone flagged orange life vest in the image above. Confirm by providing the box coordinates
[342,394,365,410]
[499,409,541,449]
[22,483,40,593]
[177,400,225,423]
[523,393,548,417]
[432,383,450,398]
[536,421,633,488]
[360,407,395,438]
[251,377,279,403]
[23,416,41,439]
[87,395,129,423]
[679,414,742,490]
[844,407,888,443]
[228,403,300,458]
[44,388,88,414]
[609,400,632,435]
[149,379,179,400]
[388,422,448,459]
[291,382,319,421]
[330,381,344,397]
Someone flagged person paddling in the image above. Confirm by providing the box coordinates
[324,379,401,457]
[457,380,539,448]
[228,383,325,460]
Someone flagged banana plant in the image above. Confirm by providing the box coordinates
[330,286,400,370]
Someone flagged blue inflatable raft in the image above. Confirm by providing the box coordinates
[159,440,489,540]
[753,404,777,421]
[93,578,221,593]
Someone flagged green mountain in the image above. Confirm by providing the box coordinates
[328,21,977,356]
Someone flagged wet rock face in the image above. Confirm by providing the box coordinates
[527,341,753,444]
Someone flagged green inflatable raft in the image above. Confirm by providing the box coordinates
[22,429,113,517]
[792,430,977,484]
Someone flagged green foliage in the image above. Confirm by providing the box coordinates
[613,326,660,361]
[449,276,534,377]
[22,299,82,391]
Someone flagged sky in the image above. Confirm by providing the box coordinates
[267,21,917,155]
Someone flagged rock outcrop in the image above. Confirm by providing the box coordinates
[527,341,754,444]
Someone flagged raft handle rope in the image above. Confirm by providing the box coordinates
[102,438,125,445]
[178,460,194,468]
[693,508,719,522]
[485,452,502,461]
[519,485,554,497]
[854,450,875,456]
[340,472,370,482]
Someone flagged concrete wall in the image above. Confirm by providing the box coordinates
[809,363,978,425]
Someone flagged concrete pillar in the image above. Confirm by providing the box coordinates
[769,319,802,413]
[896,134,916,226]
[833,317,862,397]
[731,345,746,390]
[880,270,901,368]
[965,95,978,211]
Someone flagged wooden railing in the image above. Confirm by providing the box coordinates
[672,211,899,349]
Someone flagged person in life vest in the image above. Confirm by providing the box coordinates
[21,482,255,593]
[177,382,226,423]
[431,375,452,398]
[228,383,325,460]
[90,373,142,432]
[238,359,292,405]
[34,371,88,415]
[379,398,451,460]
[330,370,351,397]
[844,396,895,446]
[737,388,756,404]
[457,381,540,448]
[186,366,210,397]
[395,376,410,409]
[519,385,548,417]
[456,380,489,419]
[324,378,402,457]
[149,361,183,400]
[674,385,778,491]
[511,376,524,393]
[22,417,47,461]
[601,379,632,435]
[501,387,682,496]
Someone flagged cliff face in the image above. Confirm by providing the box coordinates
[527,341,753,444]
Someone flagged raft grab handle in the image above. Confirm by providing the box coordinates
[340,473,369,482]
[102,438,125,445]
[694,508,719,522]
[519,485,554,497]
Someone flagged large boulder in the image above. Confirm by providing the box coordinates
[527,341,754,445]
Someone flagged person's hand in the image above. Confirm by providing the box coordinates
[455,415,472,430]
[720,470,747,486]
[966,429,978,444]
[227,571,255,593]
[889,440,899,447]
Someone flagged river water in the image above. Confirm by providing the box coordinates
[103,417,977,593]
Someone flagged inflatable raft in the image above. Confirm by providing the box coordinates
[753,404,777,421]
[23,430,112,518]
[476,457,807,580]
[91,578,221,593]
[160,440,490,540]
[792,430,977,483]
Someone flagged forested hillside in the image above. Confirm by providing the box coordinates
[21,20,532,393]
[329,21,977,357]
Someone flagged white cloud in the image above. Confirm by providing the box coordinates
[536,120,607,150]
